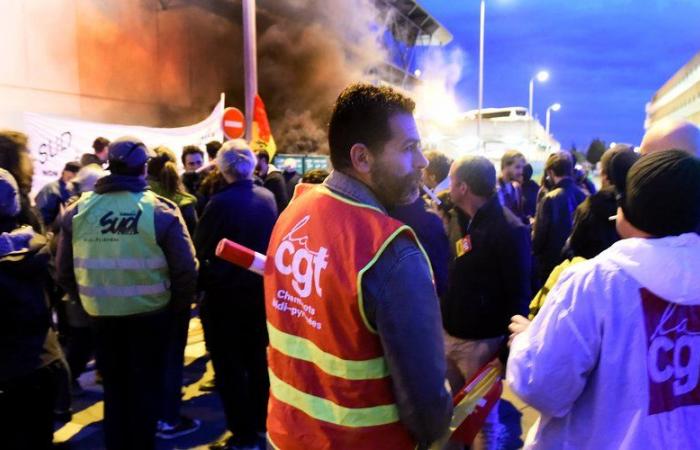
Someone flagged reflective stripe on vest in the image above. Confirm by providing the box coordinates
[267,322,389,380]
[268,369,400,428]
[77,281,169,298]
[74,256,167,270]
[72,190,170,316]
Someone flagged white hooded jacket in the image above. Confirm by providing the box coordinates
[507,233,700,449]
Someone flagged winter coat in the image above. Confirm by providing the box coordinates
[0,224,63,381]
[443,195,532,340]
[532,177,586,281]
[389,196,450,298]
[261,167,289,212]
[508,233,700,449]
[34,179,74,228]
[194,179,277,295]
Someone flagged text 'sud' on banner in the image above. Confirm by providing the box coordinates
[24,96,225,195]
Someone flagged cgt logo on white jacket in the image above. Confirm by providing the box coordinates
[274,215,328,299]
[642,288,700,415]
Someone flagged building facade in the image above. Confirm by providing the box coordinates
[645,51,700,129]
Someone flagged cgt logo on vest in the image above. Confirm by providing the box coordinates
[642,288,700,415]
[100,210,142,235]
[274,215,328,299]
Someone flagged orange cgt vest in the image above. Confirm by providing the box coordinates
[264,184,428,450]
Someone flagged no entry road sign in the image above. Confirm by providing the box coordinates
[222,107,245,140]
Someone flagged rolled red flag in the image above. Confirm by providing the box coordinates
[215,239,266,276]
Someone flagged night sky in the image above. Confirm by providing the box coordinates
[420,0,700,150]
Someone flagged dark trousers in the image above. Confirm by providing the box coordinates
[160,307,192,423]
[65,325,94,381]
[0,361,61,450]
[92,310,170,450]
[201,290,269,444]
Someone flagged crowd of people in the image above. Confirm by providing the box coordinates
[1,82,699,450]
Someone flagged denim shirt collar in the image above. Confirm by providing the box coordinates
[323,170,387,214]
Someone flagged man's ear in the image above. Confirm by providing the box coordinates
[349,143,372,174]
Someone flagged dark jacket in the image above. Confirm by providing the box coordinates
[55,175,198,313]
[181,171,203,197]
[532,177,586,280]
[0,222,63,382]
[497,178,527,223]
[262,169,289,212]
[389,197,450,299]
[522,178,540,219]
[35,179,74,229]
[194,179,277,294]
[283,171,301,199]
[325,171,452,447]
[444,196,532,340]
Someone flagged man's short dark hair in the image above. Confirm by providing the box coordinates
[501,150,525,170]
[301,168,330,184]
[256,150,270,164]
[545,151,573,177]
[328,83,415,171]
[425,151,452,183]
[205,141,222,160]
[181,145,204,165]
[93,137,110,153]
[64,161,81,173]
[453,155,496,198]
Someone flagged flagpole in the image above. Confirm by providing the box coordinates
[242,0,257,141]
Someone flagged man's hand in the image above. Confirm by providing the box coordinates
[508,315,531,347]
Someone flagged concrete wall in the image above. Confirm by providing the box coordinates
[0,0,245,132]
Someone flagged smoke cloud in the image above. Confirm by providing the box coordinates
[256,0,387,155]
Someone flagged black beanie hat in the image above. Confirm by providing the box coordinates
[623,150,700,237]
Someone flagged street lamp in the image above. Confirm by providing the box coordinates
[477,0,485,150]
[545,102,561,136]
[528,70,549,118]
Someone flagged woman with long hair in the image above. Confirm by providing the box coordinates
[147,146,198,236]
[146,146,201,439]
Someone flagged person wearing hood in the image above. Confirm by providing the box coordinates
[507,150,700,449]
[0,168,65,450]
[55,136,198,450]
[255,150,289,212]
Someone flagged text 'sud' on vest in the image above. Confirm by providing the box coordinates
[72,190,170,316]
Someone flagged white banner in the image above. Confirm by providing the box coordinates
[24,95,225,195]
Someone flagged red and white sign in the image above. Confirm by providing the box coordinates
[642,288,700,415]
[222,107,245,140]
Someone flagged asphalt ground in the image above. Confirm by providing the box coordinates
[52,317,538,450]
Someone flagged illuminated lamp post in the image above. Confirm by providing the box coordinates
[545,102,561,136]
[528,70,549,140]
[477,0,485,150]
